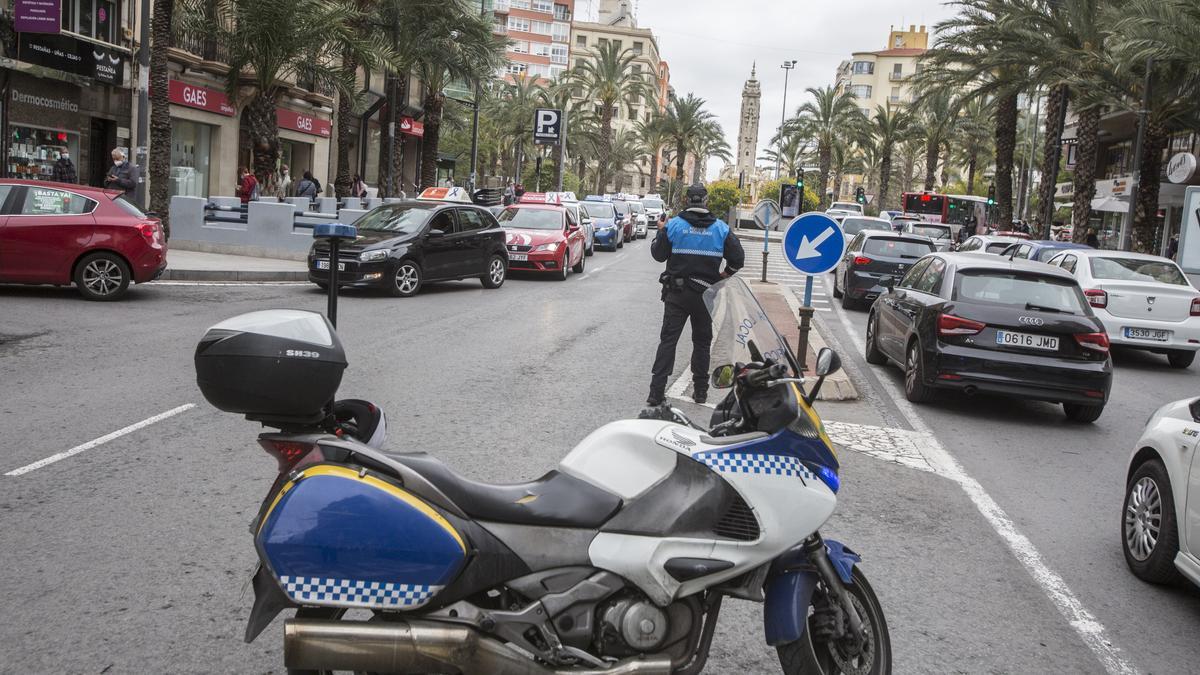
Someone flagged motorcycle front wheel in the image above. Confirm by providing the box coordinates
[776,566,892,675]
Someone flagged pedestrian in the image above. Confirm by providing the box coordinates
[1168,234,1179,260]
[276,164,293,198]
[1086,228,1100,248]
[236,167,259,204]
[646,184,746,407]
[503,180,515,206]
[104,148,139,199]
[514,183,525,202]
[52,149,77,184]
[295,170,320,201]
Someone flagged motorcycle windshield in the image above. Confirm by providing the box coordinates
[703,277,800,377]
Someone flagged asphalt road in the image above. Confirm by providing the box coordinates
[0,236,1196,674]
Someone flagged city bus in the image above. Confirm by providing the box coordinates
[902,192,990,237]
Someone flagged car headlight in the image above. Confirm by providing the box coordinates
[535,242,560,252]
[359,249,390,263]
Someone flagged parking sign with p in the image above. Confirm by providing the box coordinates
[533,108,563,145]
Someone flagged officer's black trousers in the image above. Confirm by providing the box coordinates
[649,290,713,398]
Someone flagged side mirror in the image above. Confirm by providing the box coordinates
[427,229,445,238]
[880,275,896,291]
[710,364,736,389]
[815,348,841,377]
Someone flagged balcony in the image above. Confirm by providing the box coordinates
[493,23,508,35]
[888,72,906,81]
[554,8,572,21]
[492,0,511,12]
[171,31,228,64]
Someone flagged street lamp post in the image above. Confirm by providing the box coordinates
[776,60,797,180]
[468,0,486,193]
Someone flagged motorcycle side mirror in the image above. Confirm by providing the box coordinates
[710,364,736,389]
[815,348,841,377]
[880,275,896,292]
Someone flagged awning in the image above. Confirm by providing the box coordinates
[1091,196,1128,213]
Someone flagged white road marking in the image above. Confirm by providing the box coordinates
[830,302,1137,675]
[823,420,938,474]
[6,404,197,477]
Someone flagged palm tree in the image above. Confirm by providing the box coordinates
[910,88,961,191]
[491,75,546,181]
[689,122,731,185]
[865,104,912,211]
[635,117,668,190]
[180,0,394,183]
[148,0,175,234]
[569,42,652,192]
[607,128,642,192]
[759,132,811,178]
[790,86,861,208]
[950,97,993,194]
[659,93,715,186]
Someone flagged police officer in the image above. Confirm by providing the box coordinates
[647,184,745,406]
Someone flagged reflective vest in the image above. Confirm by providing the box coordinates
[665,215,729,258]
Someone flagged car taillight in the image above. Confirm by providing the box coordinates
[1074,331,1111,353]
[1191,297,1200,317]
[139,222,159,243]
[938,313,985,336]
[1084,289,1107,309]
[258,439,321,472]
[853,256,872,266]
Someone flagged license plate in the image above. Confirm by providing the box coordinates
[314,260,345,271]
[509,253,528,261]
[1124,327,1171,341]
[995,330,1059,351]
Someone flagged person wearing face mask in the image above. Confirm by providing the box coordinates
[105,148,139,199]
[52,150,77,184]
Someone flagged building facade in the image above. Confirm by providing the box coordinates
[488,0,576,82]
[735,65,761,183]
[833,25,928,118]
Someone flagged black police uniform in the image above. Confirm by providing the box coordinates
[647,201,745,405]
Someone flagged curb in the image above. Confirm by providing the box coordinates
[159,269,309,282]
[769,282,859,402]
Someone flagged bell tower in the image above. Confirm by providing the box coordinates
[736,64,761,182]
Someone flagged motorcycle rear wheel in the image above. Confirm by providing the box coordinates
[776,566,892,675]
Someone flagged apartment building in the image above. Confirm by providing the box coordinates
[833,25,929,117]
[489,0,576,81]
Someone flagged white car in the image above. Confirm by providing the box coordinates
[628,200,649,239]
[829,201,864,215]
[1122,397,1200,588]
[640,196,666,228]
[957,235,1028,256]
[1045,249,1200,368]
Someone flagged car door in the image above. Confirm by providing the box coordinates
[840,233,865,284]
[1188,438,1200,558]
[0,185,17,279]
[0,186,95,282]
[564,208,583,265]
[421,209,461,280]
[903,257,947,346]
[878,257,933,359]
[455,208,489,275]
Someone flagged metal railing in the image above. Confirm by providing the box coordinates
[888,72,905,81]
[172,31,228,63]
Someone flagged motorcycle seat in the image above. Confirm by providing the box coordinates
[386,452,622,529]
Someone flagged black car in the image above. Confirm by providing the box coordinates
[833,231,936,310]
[865,253,1112,422]
[308,200,508,297]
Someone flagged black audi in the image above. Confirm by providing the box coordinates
[308,200,509,297]
[833,230,936,310]
[865,253,1113,422]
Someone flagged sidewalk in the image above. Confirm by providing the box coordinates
[162,250,308,282]
[748,281,857,401]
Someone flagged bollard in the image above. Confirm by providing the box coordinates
[312,222,357,328]
[796,306,815,372]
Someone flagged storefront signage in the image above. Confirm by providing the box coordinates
[18,32,126,85]
[399,117,424,138]
[11,87,78,112]
[168,80,235,116]
[14,0,61,34]
[1167,153,1198,184]
[276,108,331,138]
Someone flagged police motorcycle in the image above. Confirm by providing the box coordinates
[193,276,891,674]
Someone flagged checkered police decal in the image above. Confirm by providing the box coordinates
[280,576,442,609]
[694,452,815,481]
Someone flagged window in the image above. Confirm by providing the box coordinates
[532,0,553,12]
[530,20,553,36]
[458,209,485,231]
[508,40,530,54]
[864,238,934,258]
[527,63,551,78]
[852,61,874,75]
[597,37,608,47]
[632,64,642,74]
[1060,255,1077,273]
[61,0,120,45]
[565,209,577,230]
[847,233,866,252]
[899,257,932,289]
[612,40,622,50]
[954,271,1087,314]
[551,45,568,65]
[429,210,458,235]
[914,257,946,294]
[893,63,902,75]
[633,41,644,55]
[960,237,982,252]
[532,43,551,57]
[552,21,569,42]
[1012,245,1032,260]
[554,3,570,20]
[549,65,566,80]
[505,63,528,75]
[1090,256,1189,285]
[20,187,96,215]
[575,58,586,69]
[849,85,872,99]
[507,16,530,32]
[510,0,530,7]
[576,34,587,47]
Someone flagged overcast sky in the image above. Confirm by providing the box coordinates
[592,0,961,179]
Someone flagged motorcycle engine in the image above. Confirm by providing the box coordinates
[595,593,670,656]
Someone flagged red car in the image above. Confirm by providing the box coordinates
[0,179,166,300]
[496,204,586,280]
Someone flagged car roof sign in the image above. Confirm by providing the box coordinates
[418,187,473,204]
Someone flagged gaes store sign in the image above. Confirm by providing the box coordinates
[168,80,236,116]
[277,109,331,138]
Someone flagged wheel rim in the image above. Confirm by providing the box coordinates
[1125,476,1162,561]
[396,264,418,294]
[905,346,918,392]
[866,316,876,350]
[83,259,123,296]
[489,258,504,284]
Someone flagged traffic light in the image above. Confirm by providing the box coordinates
[795,170,804,191]
[987,183,996,206]
[855,186,866,204]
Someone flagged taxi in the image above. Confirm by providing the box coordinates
[497,193,587,280]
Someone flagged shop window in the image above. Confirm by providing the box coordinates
[170,119,213,198]
[8,126,80,181]
[61,0,121,45]
[20,187,96,215]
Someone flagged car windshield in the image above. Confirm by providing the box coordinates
[630,202,645,213]
[831,203,862,212]
[582,202,615,219]
[113,195,147,218]
[954,271,1086,314]
[612,201,631,215]
[985,242,1014,254]
[498,208,563,230]
[842,218,890,236]
[1089,256,1189,286]
[907,224,951,239]
[864,238,934,258]
[354,204,433,233]
[642,199,664,210]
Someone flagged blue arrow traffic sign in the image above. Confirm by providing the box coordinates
[783,212,846,276]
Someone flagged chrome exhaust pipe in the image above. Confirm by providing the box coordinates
[284,618,672,675]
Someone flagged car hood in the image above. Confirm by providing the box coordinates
[590,218,617,228]
[505,228,564,246]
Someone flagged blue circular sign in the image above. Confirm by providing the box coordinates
[783,213,846,275]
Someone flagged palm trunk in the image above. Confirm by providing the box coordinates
[674,141,686,182]
[333,55,359,199]
[1036,84,1070,235]
[420,91,444,190]
[245,92,280,183]
[966,153,977,194]
[649,150,659,190]
[923,139,938,191]
[597,105,614,192]
[994,92,1019,227]
[552,141,564,190]
[148,0,173,234]
[691,155,704,184]
[817,142,831,208]
[832,165,844,201]
[939,145,950,189]
[1070,108,1101,243]
[878,150,892,212]
[1132,120,1168,253]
